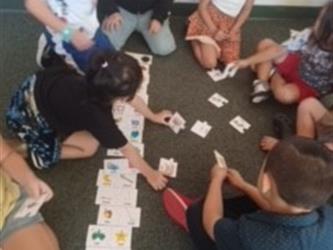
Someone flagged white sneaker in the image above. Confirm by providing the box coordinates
[36,33,47,68]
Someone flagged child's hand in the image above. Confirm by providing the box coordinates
[71,30,94,51]
[214,30,229,42]
[103,13,123,32]
[151,110,173,126]
[149,20,162,34]
[22,176,54,201]
[211,164,228,181]
[146,170,168,191]
[227,169,247,190]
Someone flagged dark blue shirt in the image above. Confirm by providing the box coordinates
[214,206,333,250]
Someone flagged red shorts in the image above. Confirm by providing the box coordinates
[275,53,318,101]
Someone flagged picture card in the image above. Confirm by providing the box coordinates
[86,225,132,249]
[95,188,138,207]
[96,169,137,189]
[190,121,212,138]
[158,158,178,178]
[207,63,238,82]
[168,112,186,134]
[214,150,227,168]
[97,206,141,228]
[208,93,229,108]
[104,159,138,174]
[14,193,48,219]
[229,116,251,134]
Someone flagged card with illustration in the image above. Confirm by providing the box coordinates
[14,193,48,219]
[168,112,186,134]
[104,159,138,174]
[86,225,132,249]
[158,158,178,178]
[229,116,251,134]
[95,188,138,207]
[97,206,141,228]
[96,169,137,189]
[208,93,229,108]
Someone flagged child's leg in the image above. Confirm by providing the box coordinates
[297,98,327,138]
[2,223,59,250]
[191,41,219,69]
[60,131,99,159]
[270,73,300,104]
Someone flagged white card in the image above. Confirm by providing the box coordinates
[97,206,141,228]
[96,170,137,189]
[190,121,212,138]
[207,63,238,82]
[107,142,145,157]
[208,93,229,108]
[168,112,186,134]
[229,116,251,134]
[158,158,178,178]
[126,51,153,67]
[95,188,138,207]
[104,159,138,174]
[14,193,48,218]
[214,150,227,168]
[86,225,132,249]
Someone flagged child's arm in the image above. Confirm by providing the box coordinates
[227,169,271,210]
[119,143,168,190]
[25,0,94,50]
[203,165,228,240]
[0,136,53,200]
[229,0,255,35]
[198,0,217,33]
[129,96,172,126]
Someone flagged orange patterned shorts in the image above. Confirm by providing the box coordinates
[186,4,241,63]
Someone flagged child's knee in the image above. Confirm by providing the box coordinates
[257,38,277,51]
[273,88,299,104]
[298,98,318,112]
[83,140,99,157]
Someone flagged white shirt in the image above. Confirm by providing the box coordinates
[212,0,246,17]
[45,0,99,38]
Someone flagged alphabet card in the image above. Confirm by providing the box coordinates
[208,93,229,108]
[168,112,186,134]
[190,120,212,138]
[158,158,178,178]
[97,206,141,228]
[86,225,132,249]
[229,116,251,134]
[96,169,137,189]
[95,188,138,207]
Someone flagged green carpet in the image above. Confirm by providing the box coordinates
[1,9,324,250]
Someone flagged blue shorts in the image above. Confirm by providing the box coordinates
[45,28,115,73]
[0,192,44,244]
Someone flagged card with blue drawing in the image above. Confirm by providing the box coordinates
[95,188,138,207]
[96,169,137,189]
[104,159,138,174]
[229,116,251,134]
[86,225,132,249]
[208,93,229,108]
[97,206,141,228]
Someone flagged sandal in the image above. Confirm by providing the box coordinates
[272,113,294,139]
[251,79,271,103]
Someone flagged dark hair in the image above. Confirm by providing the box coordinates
[86,51,142,106]
[264,136,333,210]
[310,1,333,51]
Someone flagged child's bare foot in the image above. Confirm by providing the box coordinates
[260,136,279,151]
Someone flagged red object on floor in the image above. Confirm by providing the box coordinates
[162,188,194,231]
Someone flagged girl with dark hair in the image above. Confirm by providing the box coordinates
[6,52,172,191]
[233,1,333,104]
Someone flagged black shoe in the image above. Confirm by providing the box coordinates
[272,113,294,139]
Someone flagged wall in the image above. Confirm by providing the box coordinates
[175,0,327,7]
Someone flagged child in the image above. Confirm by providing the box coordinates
[0,135,58,250]
[234,1,333,104]
[25,0,115,73]
[6,52,172,191]
[186,0,254,69]
[163,136,333,250]
[261,98,333,151]
[98,0,176,56]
